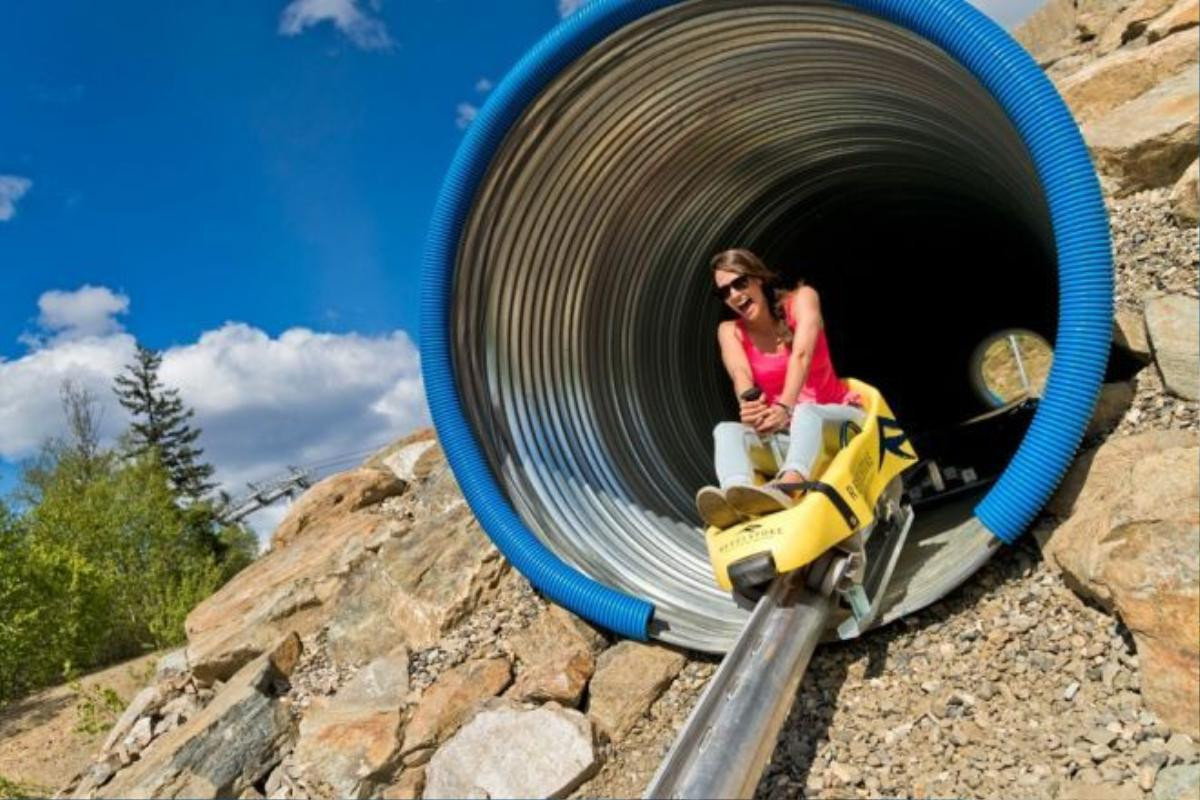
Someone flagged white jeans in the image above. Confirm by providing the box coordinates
[712,403,867,489]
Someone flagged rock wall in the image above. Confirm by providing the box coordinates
[1014,0,1199,202]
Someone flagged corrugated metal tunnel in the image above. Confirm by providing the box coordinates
[421,0,1113,652]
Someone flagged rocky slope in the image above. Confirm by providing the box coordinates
[55,3,1199,799]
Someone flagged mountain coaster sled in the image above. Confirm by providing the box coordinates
[704,379,920,638]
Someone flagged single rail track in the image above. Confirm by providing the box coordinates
[644,575,833,799]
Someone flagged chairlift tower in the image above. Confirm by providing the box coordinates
[217,467,313,524]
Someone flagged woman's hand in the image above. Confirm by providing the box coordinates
[739,397,768,426]
[755,403,790,434]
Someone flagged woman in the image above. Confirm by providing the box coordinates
[697,249,865,529]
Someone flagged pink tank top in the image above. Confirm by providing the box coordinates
[736,298,851,406]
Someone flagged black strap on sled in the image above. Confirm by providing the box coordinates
[774,481,860,531]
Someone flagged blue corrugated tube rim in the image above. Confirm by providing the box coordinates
[419,0,1113,640]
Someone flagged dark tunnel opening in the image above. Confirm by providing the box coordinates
[742,184,1060,435]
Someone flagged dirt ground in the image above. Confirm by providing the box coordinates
[0,652,160,795]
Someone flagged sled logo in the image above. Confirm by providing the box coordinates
[878,416,917,464]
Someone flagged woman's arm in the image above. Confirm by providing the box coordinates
[717,320,755,396]
[717,321,766,424]
[777,286,823,409]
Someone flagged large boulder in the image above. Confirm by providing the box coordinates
[1043,432,1200,738]
[1084,62,1200,196]
[585,641,686,743]
[324,502,507,664]
[291,648,410,799]
[364,429,442,484]
[1097,0,1181,52]
[1060,31,1198,123]
[272,468,407,549]
[1014,0,1084,66]
[399,657,512,767]
[506,606,607,707]
[1170,159,1200,226]
[1146,0,1200,42]
[185,469,407,682]
[97,634,301,798]
[185,439,502,682]
[1145,294,1200,401]
[423,700,598,800]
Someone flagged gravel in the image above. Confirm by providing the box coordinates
[406,565,551,694]
[1110,189,1199,311]
[749,536,1200,800]
[1106,188,1200,439]
[284,630,360,715]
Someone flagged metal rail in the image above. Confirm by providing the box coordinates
[644,576,834,799]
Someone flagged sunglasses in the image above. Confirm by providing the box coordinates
[714,274,751,300]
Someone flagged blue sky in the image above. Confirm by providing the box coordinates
[1,1,567,353]
[0,0,1043,533]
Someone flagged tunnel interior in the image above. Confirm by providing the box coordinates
[450,1,1065,651]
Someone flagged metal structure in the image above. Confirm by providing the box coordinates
[217,467,313,524]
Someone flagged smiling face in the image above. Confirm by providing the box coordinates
[714,268,769,323]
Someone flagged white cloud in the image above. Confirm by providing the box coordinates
[0,333,138,457]
[558,0,587,18]
[455,102,479,130]
[0,287,428,538]
[28,285,130,345]
[279,0,392,50]
[158,323,426,493]
[455,78,494,130]
[0,175,32,222]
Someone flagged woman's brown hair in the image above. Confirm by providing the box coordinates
[710,249,802,344]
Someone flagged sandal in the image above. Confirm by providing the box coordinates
[695,486,744,529]
[726,482,808,517]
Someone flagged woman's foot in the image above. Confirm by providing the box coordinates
[695,486,744,529]
[726,476,808,517]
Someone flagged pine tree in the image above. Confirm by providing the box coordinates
[113,344,216,501]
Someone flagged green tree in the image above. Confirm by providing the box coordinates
[0,447,226,703]
[113,344,216,501]
[0,382,261,706]
[16,381,108,507]
[212,521,259,582]
[0,383,253,704]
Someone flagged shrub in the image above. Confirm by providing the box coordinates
[0,452,229,704]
